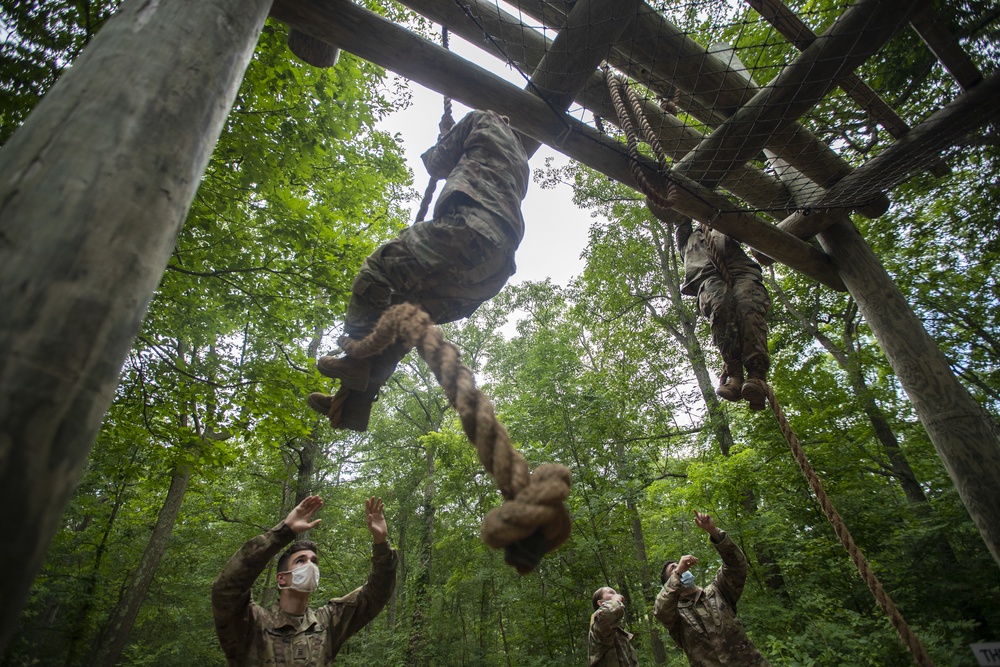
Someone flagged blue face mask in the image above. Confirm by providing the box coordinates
[679,571,696,587]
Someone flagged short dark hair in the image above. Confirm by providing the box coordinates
[592,587,612,610]
[660,560,678,585]
[278,540,318,573]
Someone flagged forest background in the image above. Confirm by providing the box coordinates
[1,1,998,665]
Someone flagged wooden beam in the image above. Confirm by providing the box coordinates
[0,0,273,653]
[519,0,642,157]
[269,0,846,290]
[909,3,984,92]
[515,0,891,218]
[745,0,950,178]
[673,0,918,193]
[817,218,1000,569]
[798,68,1000,224]
[397,0,796,215]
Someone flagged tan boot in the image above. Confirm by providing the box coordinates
[316,354,371,391]
[741,377,768,411]
[715,375,743,402]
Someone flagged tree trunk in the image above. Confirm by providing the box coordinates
[0,0,272,652]
[407,444,435,666]
[88,465,192,667]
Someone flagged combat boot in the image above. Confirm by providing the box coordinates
[715,362,744,402]
[741,366,768,411]
[316,354,371,391]
[307,387,351,422]
[334,387,379,432]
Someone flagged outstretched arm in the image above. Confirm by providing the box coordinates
[590,595,626,643]
[696,511,747,605]
[211,495,322,664]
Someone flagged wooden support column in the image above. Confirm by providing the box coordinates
[519,0,642,157]
[788,69,1000,237]
[818,219,1000,568]
[516,0,891,218]
[269,0,846,286]
[397,0,795,214]
[0,0,272,652]
[673,0,918,191]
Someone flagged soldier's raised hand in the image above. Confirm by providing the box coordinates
[693,510,721,539]
[365,496,388,544]
[676,554,698,574]
[284,495,323,534]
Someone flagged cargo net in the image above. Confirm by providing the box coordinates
[414,0,995,222]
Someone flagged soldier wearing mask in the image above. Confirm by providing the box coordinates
[588,587,639,666]
[212,495,397,666]
[654,511,770,666]
[308,108,529,431]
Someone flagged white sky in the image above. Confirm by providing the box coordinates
[376,29,602,288]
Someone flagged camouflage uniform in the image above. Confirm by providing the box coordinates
[676,220,771,385]
[345,108,529,338]
[588,599,640,667]
[653,532,770,667]
[212,521,398,666]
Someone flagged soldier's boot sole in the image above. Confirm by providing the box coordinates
[741,378,768,411]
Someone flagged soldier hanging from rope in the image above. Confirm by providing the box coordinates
[307,108,530,431]
[672,209,772,410]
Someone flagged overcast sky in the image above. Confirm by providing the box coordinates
[376,28,602,288]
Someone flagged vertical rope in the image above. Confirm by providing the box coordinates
[415,27,456,224]
[758,381,936,667]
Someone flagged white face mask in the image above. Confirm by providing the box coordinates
[279,561,320,593]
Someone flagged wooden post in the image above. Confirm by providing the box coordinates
[818,220,1000,568]
[0,0,272,652]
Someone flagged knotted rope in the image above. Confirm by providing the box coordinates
[339,302,572,573]
[757,380,935,667]
[414,27,456,223]
[604,65,677,211]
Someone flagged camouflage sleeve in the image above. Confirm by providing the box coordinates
[589,599,625,643]
[326,541,399,645]
[211,522,295,663]
[419,110,482,180]
[709,531,747,606]
[675,218,693,257]
[653,575,684,637]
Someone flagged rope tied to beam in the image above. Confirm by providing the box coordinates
[338,302,572,573]
[415,27,457,223]
[603,65,678,211]
[759,380,936,667]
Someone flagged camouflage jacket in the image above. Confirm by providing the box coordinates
[212,522,398,666]
[420,109,529,245]
[675,220,762,297]
[653,532,769,667]
[588,599,640,667]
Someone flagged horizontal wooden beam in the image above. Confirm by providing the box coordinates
[909,3,983,92]
[269,0,846,290]
[516,0,891,218]
[745,0,950,178]
[397,0,795,214]
[673,0,918,193]
[799,68,1000,220]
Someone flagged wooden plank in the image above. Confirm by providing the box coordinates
[519,0,642,157]
[397,0,795,213]
[796,68,1000,224]
[0,0,273,652]
[746,0,950,178]
[515,0,892,218]
[269,0,846,291]
[909,3,984,92]
[672,0,917,196]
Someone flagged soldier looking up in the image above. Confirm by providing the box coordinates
[654,511,770,666]
[588,586,640,666]
[308,109,530,431]
[212,495,397,666]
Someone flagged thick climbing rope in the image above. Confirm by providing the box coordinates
[603,65,678,211]
[759,382,936,667]
[339,302,572,573]
[414,27,457,224]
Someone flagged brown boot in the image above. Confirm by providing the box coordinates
[741,377,768,411]
[335,388,379,432]
[307,387,351,423]
[715,375,743,402]
[316,354,371,391]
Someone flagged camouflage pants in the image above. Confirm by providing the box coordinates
[697,268,771,379]
[345,201,517,338]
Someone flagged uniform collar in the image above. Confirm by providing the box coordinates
[270,605,319,633]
